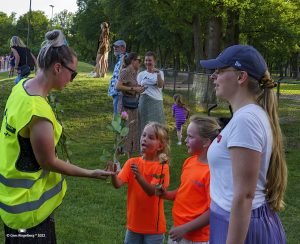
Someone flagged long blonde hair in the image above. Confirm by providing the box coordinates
[10,36,26,47]
[248,71,287,211]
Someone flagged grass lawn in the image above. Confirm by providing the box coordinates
[0,62,299,243]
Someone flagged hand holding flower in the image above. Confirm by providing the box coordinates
[155,184,166,197]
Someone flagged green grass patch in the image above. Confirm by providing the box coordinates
[0,65,299,243]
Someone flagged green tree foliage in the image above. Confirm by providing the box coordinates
[71,0,299,74]
[71,0,108,62]
[1,0,299,74]
[0,12,16,55]
[52,10,75,38]
[15,11,50,55]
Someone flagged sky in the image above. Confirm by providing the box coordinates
[0,0,78,19]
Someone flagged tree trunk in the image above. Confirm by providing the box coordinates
[201,16,223,108]
[224,8,240,47]
[192,14,204,72]
[291,52,299,79]
[207,16,223,59]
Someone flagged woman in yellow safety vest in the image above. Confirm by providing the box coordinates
[0,29,113,243]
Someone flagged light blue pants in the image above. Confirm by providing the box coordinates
[113,94,123,115]
[124,229,165,244]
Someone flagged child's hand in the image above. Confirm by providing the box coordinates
[155,184,166,196]
[105,162,121,175]
[130,163,141,179]
[169,225,187,242]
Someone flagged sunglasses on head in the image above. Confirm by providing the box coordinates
[61,63,77,81]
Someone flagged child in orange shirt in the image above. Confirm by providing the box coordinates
[157,115,220,244]
[111,122,170,244]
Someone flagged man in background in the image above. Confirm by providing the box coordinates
[107,40,127,115]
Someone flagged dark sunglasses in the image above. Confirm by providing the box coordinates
[61,63,77,81]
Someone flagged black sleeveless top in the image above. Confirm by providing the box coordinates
[11,46,35,70]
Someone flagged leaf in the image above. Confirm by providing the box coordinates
[153,174,164,179]
[111,121,121,133]
[102,149,112,157]
[120,127,129,137]
[106,124,114,131]
[99,154,110,162]
[113,114,122,124]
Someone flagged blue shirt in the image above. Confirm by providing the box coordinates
[108,53,126,96]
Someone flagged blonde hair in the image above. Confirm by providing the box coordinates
[173,93,185,107]
[248,71,287,211]
[37,29,76,70]
[190,115,221,142]
[99,22,110,54]
[10,36,26,47]
[144,122,170,157]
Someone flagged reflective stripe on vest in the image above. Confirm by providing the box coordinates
[0,177,64,214]
[0,170,48,188]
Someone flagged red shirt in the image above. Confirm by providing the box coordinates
[118,157,170,234]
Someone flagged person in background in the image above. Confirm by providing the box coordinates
[10,36,37,84]
[108,40,127,115]
[90,21,110,78]
[110,122,170,244]
[116,52,145,158]
[0,29,112,243]
[157,115,220,244]
[200,44,287,244]
[172,93,190,145]
[8,52,15,77]
[98,22,110,78]
[137,51,165,136]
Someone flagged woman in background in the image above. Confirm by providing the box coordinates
[10,35,37,83]
[137,51,165,136]
[116,52,145,157]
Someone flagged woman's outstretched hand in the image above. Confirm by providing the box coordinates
[91,169,114,179]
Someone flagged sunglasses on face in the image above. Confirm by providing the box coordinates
[61,63,77,81]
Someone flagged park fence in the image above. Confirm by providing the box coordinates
[162,69,300,111]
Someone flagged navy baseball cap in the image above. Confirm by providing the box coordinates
[200,45,267,81]
[113,40,126,48]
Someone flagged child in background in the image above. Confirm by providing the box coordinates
[157,115,221,244]
[111,122,170,244]
[172,94,189,145]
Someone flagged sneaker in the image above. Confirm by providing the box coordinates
[177,141,182,145]
[88,71,96,77]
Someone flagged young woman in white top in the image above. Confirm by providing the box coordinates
[200,45,287,244]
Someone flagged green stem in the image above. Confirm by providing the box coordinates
[156,162,165,232]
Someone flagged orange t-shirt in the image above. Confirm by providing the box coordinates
[118,157,170,234]
[172,155,210,242]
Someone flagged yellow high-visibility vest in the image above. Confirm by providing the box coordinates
[0,78,67,229]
